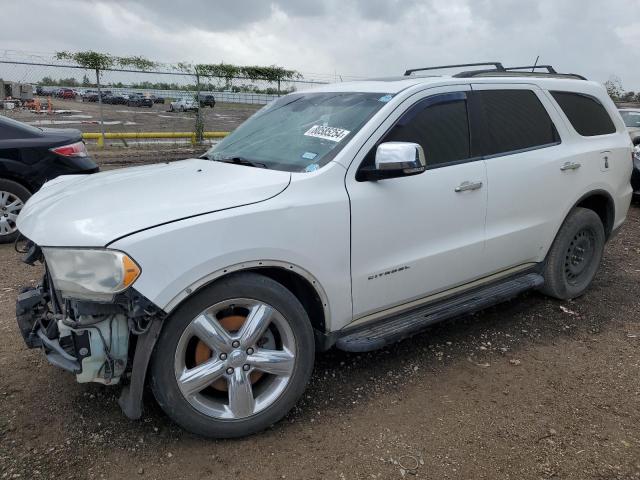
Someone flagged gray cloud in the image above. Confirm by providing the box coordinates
[0,0,638,90]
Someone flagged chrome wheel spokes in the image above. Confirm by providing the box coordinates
[0,191,24,236]
[174,298,296,420]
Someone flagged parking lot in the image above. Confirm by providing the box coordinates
[0,196,638,478]
[2,97,262,165]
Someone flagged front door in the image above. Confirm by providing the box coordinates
[346,86,488,321]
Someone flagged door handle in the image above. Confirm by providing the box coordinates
[455,180,483,192]
[560,161,581,171]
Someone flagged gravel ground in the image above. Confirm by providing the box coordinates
[0,200,639,479]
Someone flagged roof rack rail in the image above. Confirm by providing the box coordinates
[404,62,505,76]
[404,62,587,81]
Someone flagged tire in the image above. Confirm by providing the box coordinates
[0,179,31,244]
[541,207,605,300]
[150,272,315,438]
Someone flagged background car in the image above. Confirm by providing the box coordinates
[169,98,197,112]
[57,88,75,100]
[0,116,99,243]
[127,93,153,108]
[150,95,165,104]
[619,108,640,143]
[199,94,216,108]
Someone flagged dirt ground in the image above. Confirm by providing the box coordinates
[0,199,639,479]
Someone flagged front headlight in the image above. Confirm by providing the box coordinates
[43,248,141,301]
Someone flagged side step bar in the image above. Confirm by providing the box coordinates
[336,273,544,352]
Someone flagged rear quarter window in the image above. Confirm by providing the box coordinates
[550,91,616,136]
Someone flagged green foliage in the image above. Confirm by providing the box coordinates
[56,51,157,71]
[604,75,640,103]
[175,62,300,83]
[38,76,80,87]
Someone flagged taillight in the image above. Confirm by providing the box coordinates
[51,141,88,158]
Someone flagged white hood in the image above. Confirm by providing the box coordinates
[18,158,291,247]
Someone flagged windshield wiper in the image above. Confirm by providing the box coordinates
[214,156,269,169]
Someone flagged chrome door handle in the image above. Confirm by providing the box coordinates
[560,161,581,171]
[455,180,483,192]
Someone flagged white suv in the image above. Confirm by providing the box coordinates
[15,63,633,438]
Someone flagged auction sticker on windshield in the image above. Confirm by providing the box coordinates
[304,125,351,142]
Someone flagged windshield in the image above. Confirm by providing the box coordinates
[620,110,640,128]
[204,92,390,172]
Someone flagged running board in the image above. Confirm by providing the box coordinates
[336,273,544,352]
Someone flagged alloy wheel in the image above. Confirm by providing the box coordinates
[173,298,296,420]
[0,190,24,237]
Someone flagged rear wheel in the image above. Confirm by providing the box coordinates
[150,273,315,438]
[0,179,30,244]
[541,207,605,299]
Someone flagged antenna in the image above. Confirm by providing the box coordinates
[531,55,539,73]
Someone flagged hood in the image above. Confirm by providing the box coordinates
[18,158,291,247]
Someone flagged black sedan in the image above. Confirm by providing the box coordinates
[0,116,99,243]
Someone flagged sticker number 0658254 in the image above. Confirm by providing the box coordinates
[304,125,351,142]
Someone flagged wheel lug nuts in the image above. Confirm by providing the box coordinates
[219,353,227,360]
[226,367,234,374]
[232,340,240,348]
[243,364,250,371]
[246,348,254,355]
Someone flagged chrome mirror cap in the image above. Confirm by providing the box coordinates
[375,142,426,173]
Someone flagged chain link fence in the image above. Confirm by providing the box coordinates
[0,51,363,165]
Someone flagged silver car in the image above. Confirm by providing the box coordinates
[619,108,640,142]
[169,98,197,112]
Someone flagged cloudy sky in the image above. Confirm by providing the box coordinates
[1,0,639,89]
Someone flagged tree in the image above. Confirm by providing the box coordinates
[604,75,624,101]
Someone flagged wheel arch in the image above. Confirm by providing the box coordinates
[0,173,35,194]
[572,189,615,239]
[164,261,330,336]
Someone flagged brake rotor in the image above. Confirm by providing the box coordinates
[193,314,264,391]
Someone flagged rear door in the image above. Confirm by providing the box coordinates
[471,84,583,273]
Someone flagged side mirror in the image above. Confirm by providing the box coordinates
[359,142,427,181]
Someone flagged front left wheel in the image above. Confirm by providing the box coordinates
[150,273,315,438]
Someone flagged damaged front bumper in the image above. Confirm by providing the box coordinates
[15,242,166,417]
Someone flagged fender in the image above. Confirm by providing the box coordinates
[163,259,331,323]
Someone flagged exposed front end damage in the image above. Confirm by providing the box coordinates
[15,242,165,417]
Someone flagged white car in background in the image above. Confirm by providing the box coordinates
[15,62,633,439]
[169,97,197,112]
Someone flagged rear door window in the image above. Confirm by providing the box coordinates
[474,89,559,157]
[551,91,616,136]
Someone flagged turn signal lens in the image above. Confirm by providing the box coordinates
[122,255,141,288]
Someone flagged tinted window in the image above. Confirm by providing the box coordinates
[476,90,559,156]
[551,91,616,136]
[383,93,470,166]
